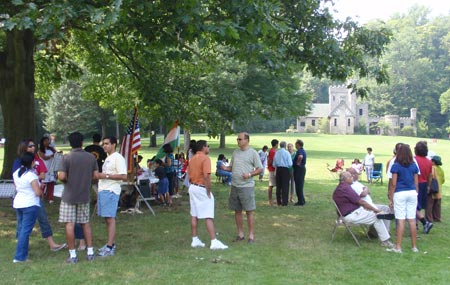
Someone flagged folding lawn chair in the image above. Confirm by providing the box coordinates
[331,200,370,247]
[327,159,344,179]
[134,179,156,216]
[370,163,383,184]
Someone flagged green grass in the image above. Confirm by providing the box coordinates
[1,133,450,284]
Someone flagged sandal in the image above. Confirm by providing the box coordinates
[51,243,67,252]
[232,236,245,242]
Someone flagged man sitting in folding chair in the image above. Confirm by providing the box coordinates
[332,171,394,247]
[347,168,394,234]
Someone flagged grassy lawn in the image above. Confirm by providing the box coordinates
[0,133,449,284]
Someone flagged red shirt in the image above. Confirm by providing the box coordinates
[415,156,432,183]
[33,154,47,177]
[268,148,277,172]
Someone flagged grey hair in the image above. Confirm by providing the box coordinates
[339,171,351,182]
[279,141,286,148]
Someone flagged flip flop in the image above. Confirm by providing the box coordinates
[51,243,67,252]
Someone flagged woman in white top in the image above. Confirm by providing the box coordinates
[13,152,42,263]
[38,136,56,203]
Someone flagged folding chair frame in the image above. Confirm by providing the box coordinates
[370,163,383,184]
[331,201,370,247]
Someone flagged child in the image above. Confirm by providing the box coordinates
[154,159,171,206]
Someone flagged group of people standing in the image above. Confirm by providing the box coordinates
[12,132,126,263]
[333,141,445,253]
[263,139,307,207]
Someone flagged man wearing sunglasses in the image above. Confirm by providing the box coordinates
[225,132,263,243]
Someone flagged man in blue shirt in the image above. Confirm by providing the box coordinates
[293,139,307,206]
[273,141,293,206]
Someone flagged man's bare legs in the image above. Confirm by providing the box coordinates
[105,217,115,246]
[235,210,244,238]
[235,210,255,241]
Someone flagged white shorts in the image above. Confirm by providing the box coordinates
[393,190,417,219]
[189,184,214,219]
[269,171,276,187]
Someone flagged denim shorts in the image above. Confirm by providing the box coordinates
[98,191,119,218]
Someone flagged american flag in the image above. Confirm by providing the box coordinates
[120,107,141,173]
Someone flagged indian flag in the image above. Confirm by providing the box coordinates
[155,122,180,159]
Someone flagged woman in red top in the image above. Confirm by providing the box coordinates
[414,141,433,234]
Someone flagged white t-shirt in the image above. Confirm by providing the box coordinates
[386,157,421,179]
[99,152,127,195]
[351,181,374,205]
[364,153,375,167]
[13,168,40,209]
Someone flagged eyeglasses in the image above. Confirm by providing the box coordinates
[28,145,35,148]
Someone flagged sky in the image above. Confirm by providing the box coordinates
[331,0,450,23]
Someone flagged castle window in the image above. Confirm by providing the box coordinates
[400,123,404,129]
[347,118,351,126]
[333,96,335,102]
[312,120,316,126]
[300,122,305,127]
[334,118,337,126]
[359,109,363,116]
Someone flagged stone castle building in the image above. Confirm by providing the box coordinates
[296,85,417,135]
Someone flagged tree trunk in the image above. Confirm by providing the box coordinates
[219,131,226,148]
[183,130,191,153]
[100,106,107,139]
[0,29,36,179]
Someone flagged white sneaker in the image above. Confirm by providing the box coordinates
[412,247,419,253]
[380,240,394,248]
[191,238,205,248]
[210,239,228,250]
[386,247,402,253]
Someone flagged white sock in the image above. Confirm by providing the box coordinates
[69,249,77,258]
[87,247,94,255]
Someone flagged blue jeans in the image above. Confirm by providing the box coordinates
[217,170,232,183]
[16,199,53,239]
[14,206,40,261]
[75,223,84,239]
[38,199,53,238]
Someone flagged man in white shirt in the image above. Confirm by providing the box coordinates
[347,167,393,232]
[97,136,127,257]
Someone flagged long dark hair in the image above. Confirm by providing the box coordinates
[396,144,413,167]
[39,136,55,154]
[18,152,34,178]
[17,139,34,156]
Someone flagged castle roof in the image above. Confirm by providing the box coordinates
[307,104,330,117]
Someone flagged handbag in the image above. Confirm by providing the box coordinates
[430,178,439,194]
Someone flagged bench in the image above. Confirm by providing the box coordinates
[0,179,16,199]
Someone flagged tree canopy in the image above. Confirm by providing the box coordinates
[0,0,392,178]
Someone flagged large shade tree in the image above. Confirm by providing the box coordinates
[0,0,391,178]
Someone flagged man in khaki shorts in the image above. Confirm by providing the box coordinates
[225,132,263,243]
